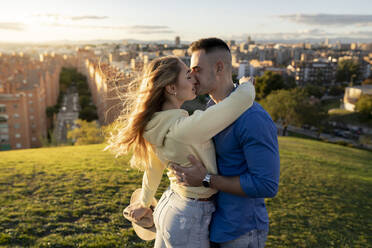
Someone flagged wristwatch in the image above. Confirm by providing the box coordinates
[202,173,211,188]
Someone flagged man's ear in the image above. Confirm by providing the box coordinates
[216,60,224,73]
[165,84,176,95]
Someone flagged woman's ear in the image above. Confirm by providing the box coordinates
[165,84,176,95]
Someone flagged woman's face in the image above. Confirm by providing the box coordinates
[175,60,197,102]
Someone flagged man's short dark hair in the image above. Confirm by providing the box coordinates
[189,38,230,54]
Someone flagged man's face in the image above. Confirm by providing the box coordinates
[190,50,216,95]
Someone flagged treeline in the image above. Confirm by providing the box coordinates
[47,67,98,121]
[253,59,372,137]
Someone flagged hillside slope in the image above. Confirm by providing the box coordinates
[0,137,371,247]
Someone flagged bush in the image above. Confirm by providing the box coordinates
[261,88,327,136]
[46,106,58,118]
[304,84,325,98]
[79,95,91,109]
[336,59,360,83]
[356,95,372,119]
[255,71,285,100]
[79,106,98,122]
[67,119,104,145]
[328,85,345,96]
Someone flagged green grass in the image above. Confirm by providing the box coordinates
[287,130,318,141]
[0,137,371,247]
[328,109,372,127]
[321,98,341,112]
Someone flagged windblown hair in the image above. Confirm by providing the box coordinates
[105,56,182,171]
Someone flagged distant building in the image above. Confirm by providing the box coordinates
[175,36,181,47]
[344,85,372,111]
[82,57,140,125]
[237,61,249,79]
[236,60,282,79]
[0,53,75,150]
[324,38,329,47]
[247,36,255,45]
[333,42,351,50]
[359,43,372,52]
[227,40,236,47]
[0,93,30,150]
[351,43,358,50]
[292,58,337,85]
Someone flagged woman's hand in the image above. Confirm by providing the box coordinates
[239,76,255,85]
[125,202,152,221]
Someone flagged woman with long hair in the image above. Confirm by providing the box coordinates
[106,55,255,247]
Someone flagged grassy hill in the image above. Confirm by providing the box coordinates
[0,137,371,247]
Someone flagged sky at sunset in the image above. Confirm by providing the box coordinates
[1,0,372,43]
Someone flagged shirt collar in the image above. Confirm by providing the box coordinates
[206,83,238,108]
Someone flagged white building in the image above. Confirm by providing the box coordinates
[344,85,372,111]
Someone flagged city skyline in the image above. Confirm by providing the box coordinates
[1,0,372,43]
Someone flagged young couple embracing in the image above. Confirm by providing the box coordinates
[106,37,280,248]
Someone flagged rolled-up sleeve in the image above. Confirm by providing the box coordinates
[237,111,280,198]
[140,151,166,207]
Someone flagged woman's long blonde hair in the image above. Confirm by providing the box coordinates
[105,56,182,171]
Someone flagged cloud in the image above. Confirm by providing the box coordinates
[70,16,109,21]
[34,14,108,21]
[229,28,372,41]
[48,23,174,34]
[128,25,174,34]
[297,29,329,36]
[131,25,170,30]
[34,14,60,18]
[254,29,331,40]
[34,14,173,34]
[345,30,372,37]
[279,14,372,26]
[0,22,25,31]
[130,30,175,34]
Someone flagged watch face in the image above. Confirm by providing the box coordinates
[202,180,210,188]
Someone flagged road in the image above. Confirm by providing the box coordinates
[275,123,368,148]
[54,87,80,143]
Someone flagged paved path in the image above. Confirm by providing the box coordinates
[54,87,80,143]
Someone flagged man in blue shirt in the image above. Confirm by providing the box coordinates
[171,38,280,248]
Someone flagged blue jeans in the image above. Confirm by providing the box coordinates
[219,229,268,248]
[153,188,216,248]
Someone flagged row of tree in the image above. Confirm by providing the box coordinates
[44,67,100,145]
[336,59,361,84]
[261,88,326,136]
[47,68,98,122]
[60,67,98,121]
[254,67,372,136]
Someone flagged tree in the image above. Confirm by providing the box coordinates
[67,119,104,145]
[255,71,286,100]
[356,95,372,119]
[46,106,58,118]
[59,67,88,93]
[336,59,360,83]
[304,84,326,99]
[328,85,345,96]
[79,106,98,122]
[261,89,327,136]
[284,75,297,89]
[301,102,328,138]
[79,95,92,109]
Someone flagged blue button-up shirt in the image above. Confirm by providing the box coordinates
[210,101,280,243]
